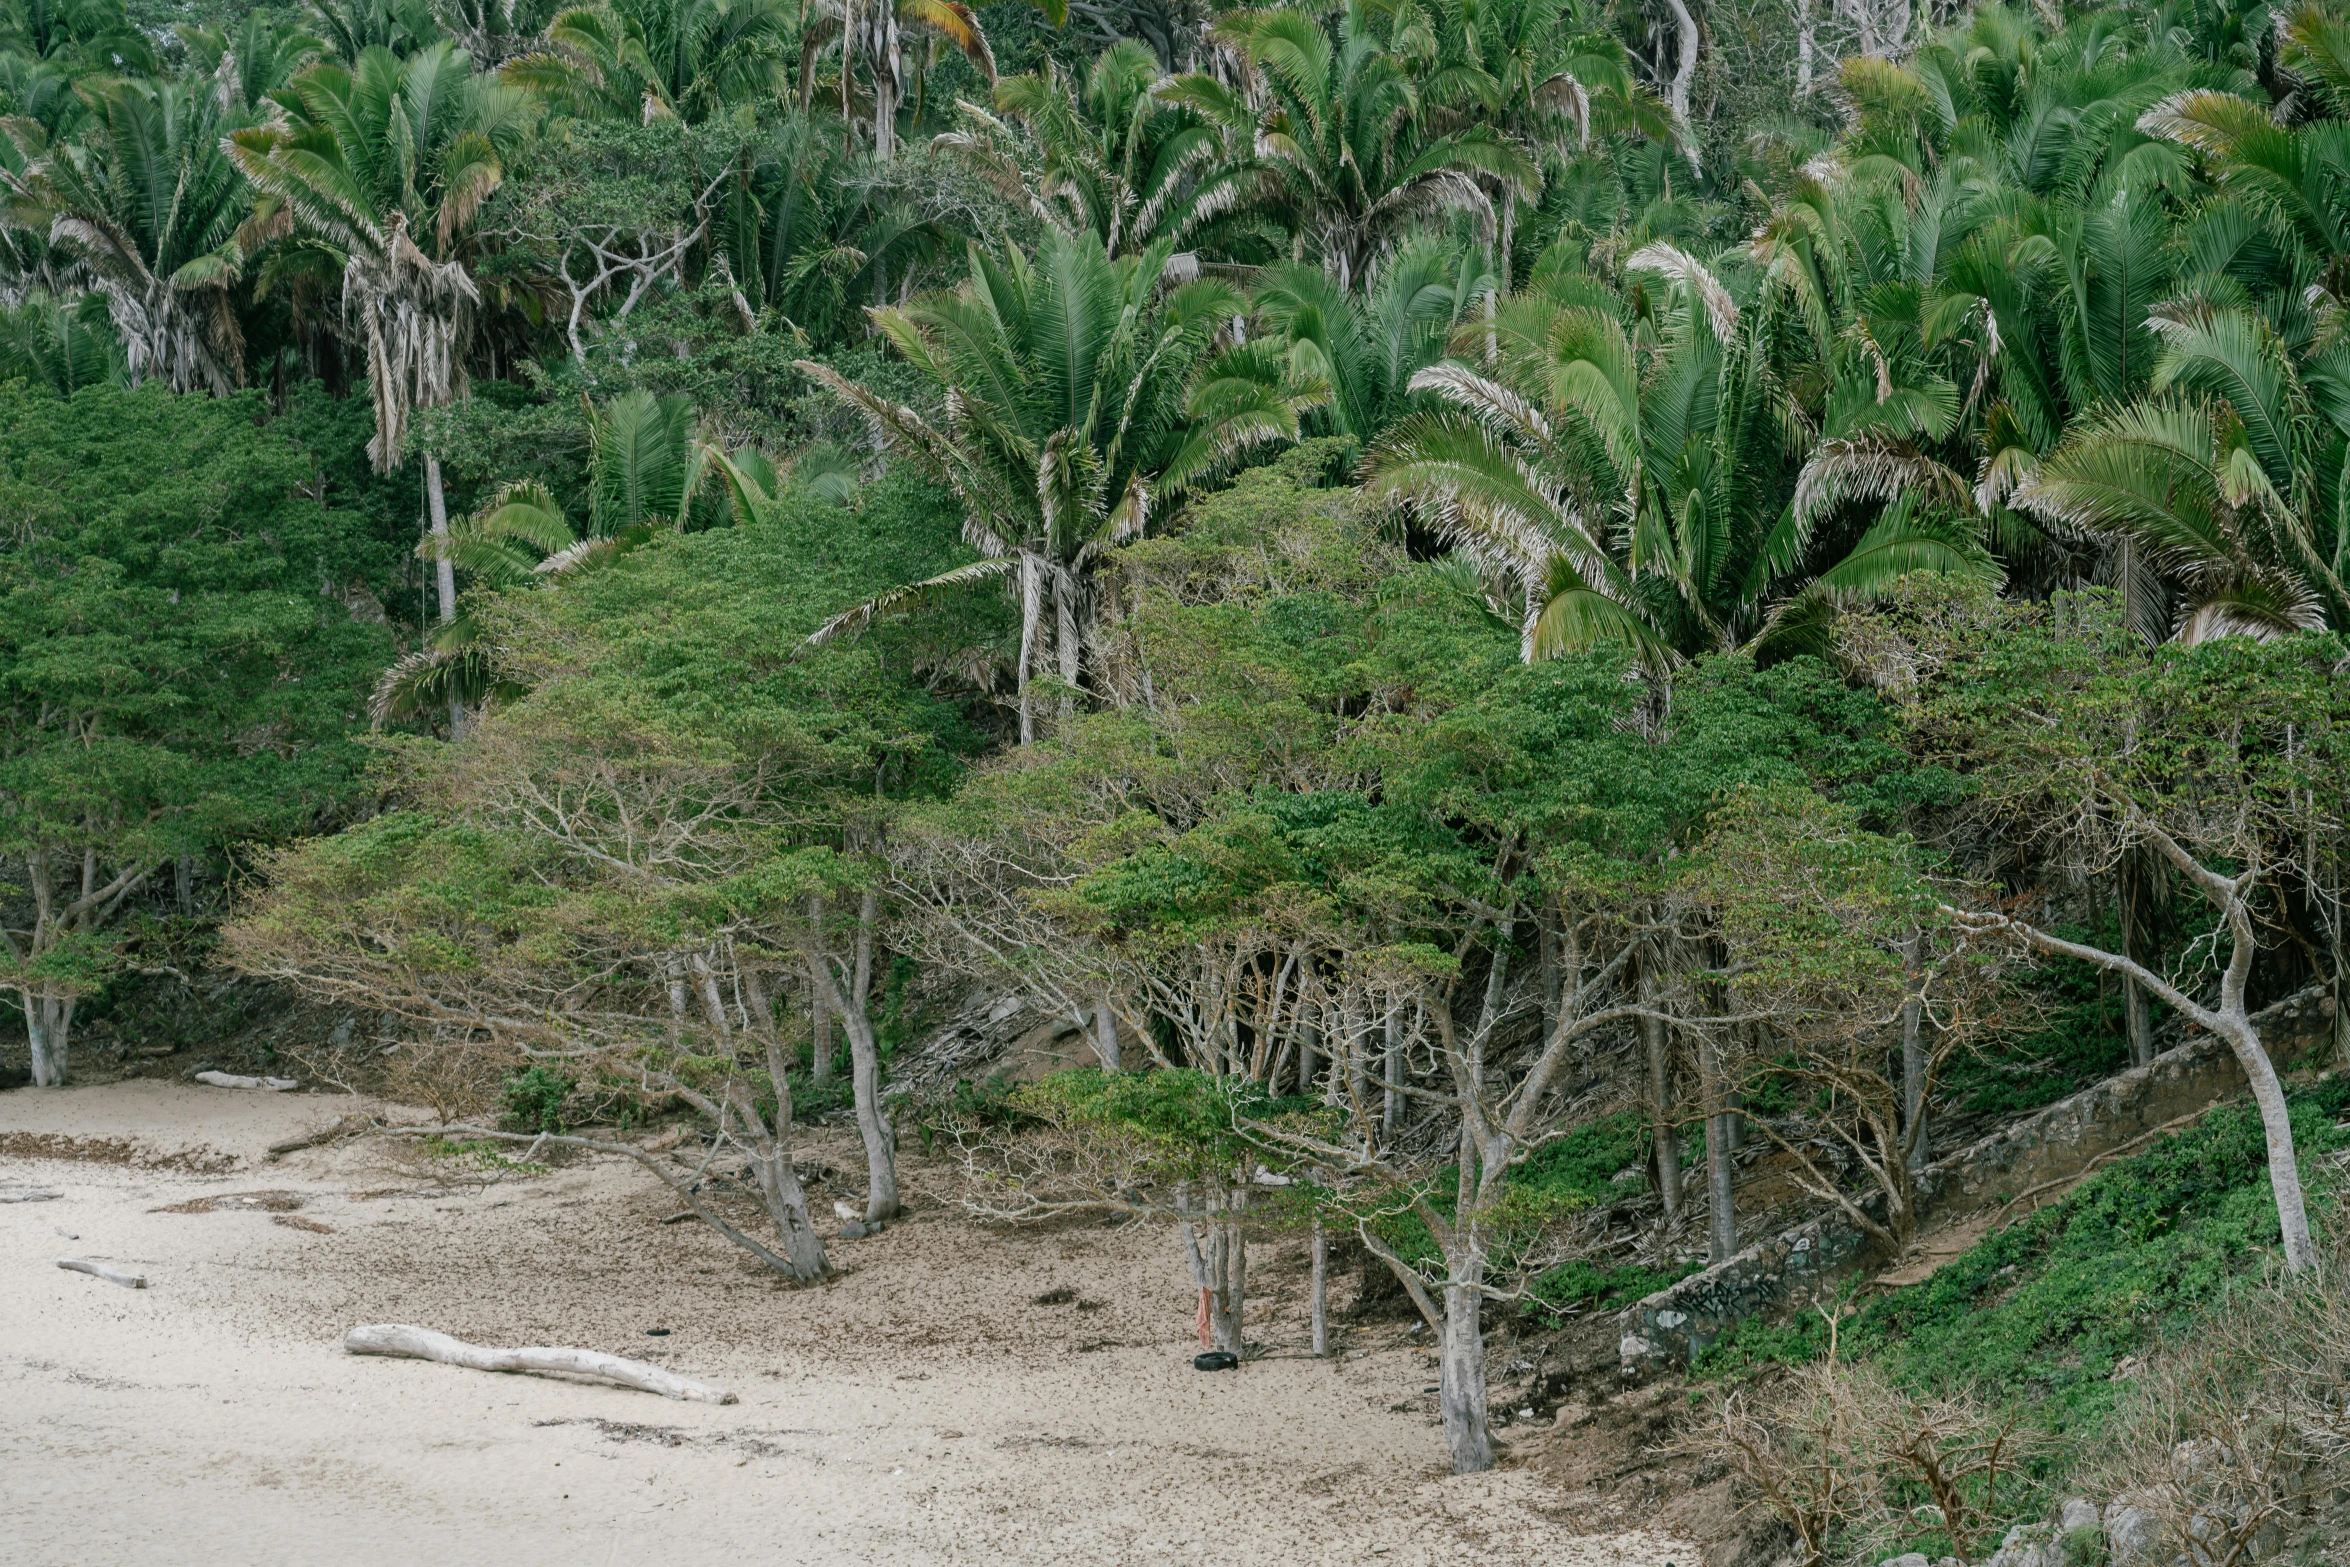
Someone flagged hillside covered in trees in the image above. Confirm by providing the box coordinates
[4,0,2350,1556]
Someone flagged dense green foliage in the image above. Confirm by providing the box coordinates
[6,0,2350,1512]
[1696,1077,2350,1441]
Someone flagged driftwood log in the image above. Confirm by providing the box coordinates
[194,1071,299,1091]
[343,1324,737,1404]
[266,1115,374,1159]
[58,1257,147,1288]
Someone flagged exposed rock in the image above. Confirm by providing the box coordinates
[2105,1503,2152,1567]
[1620,985,2339,1373]
[1882,1553,1930,1567]
[2056,1498,2103,1534]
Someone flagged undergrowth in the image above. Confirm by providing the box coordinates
[1694,1076,2350,1456]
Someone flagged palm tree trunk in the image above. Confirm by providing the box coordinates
[1663,0,1701,170]
[1054,567,1080,722]
[425,451,463,739]
[1017,555,1041,745]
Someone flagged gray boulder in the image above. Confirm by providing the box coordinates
[2055,1499,2102,1535]
[2102,1499,2162,1567]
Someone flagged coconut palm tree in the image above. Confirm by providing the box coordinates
[0,288,119,392]
[230,40,536,732]
[797,0,1057,158]
[1370,243,1992,662]
[1159,1,1538,289]
[792,228,1322,741]
[504,0,793,123]
[20,74,253,392]
[934,37,1246,258]
[2013,305,2350,640]
[1246,234,1492,444]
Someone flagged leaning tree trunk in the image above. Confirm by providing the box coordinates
[2222,1015,2317,1273]
[741,966,831,1280]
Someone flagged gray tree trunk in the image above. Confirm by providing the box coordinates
[1094,987,1120,1070]
[726,963,830,1281]
[1641,963,1681,1224]
[1902,928,1930,1170]
[1438,1267,1493,1473]
[805,894,835,1086]
[2120,853,2156,1069]
[24,990,74,1087]
[840,891,899,1221]
[1381,1005,1402,1142]
[1663,0,1701,169]
[424,451,463,740]
[1697,1028,1737,1263]
[1309,1214,1329,1357]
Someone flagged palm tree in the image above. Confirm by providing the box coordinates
[722,112,947,339]
[1246,234,1491,444]
[20,74,253,393]
[375,388,706,723]
[934,38,1244,257]
[791,228,1320,740]
[230,41,536,731]
[1369,243,1991,662]
[2013,305,2350,640]
[174,13,325,109]
[2138,5,2350,305]
[797,0,1056,158]
[0,289,120,392]
[505,0,793,122]
[1365,0,1669,282]
[1159,1,1537,289]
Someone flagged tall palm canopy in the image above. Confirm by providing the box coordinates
[9,74,251,391]
[228,40,535,469]
[1161,1,1538,288]
[794,227,1320,739]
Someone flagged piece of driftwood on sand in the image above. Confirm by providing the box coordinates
[342,1324,737,1404]
[58,1257,147,1288]
[265,1115,376,1159]
[193,1071,299,1091]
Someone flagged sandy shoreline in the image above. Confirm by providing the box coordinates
[1,1082,1690,1565]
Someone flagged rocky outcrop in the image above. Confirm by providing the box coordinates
[1619,987,2340,1373]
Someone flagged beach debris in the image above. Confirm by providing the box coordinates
[267,1115,373,1159]
[194,1071,298,1091]
[58,1257,146,1289]
[343,1324,737,1404]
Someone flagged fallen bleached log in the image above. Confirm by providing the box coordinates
[343,1324,737,1404]
[58,1257,147,1289]
[2,1190,62,1203]
[194,1071,299,1091]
